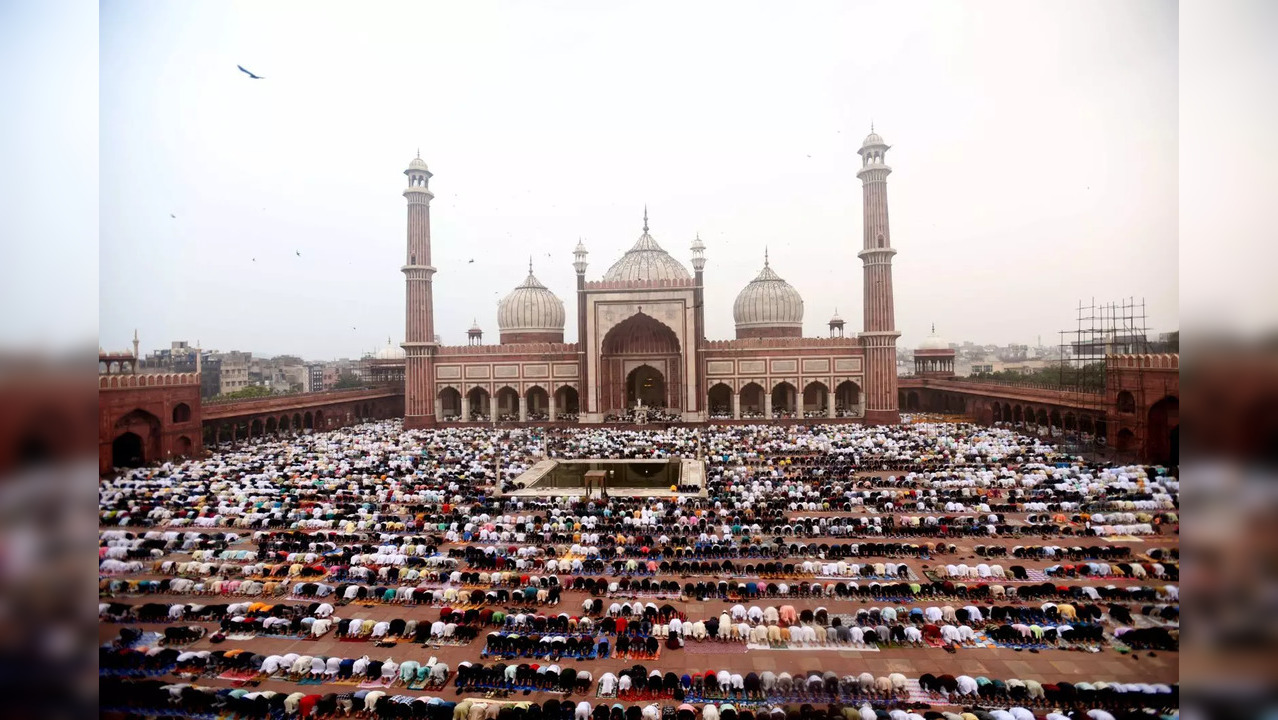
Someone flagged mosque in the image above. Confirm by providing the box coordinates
[396,129,901,428]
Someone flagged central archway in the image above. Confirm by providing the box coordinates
[599,312,682,413]
[627,365,666,408]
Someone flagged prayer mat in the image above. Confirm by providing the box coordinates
[358,677,394,689]
[903,679,947,705]
[746,642,879,652]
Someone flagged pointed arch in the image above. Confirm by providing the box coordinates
[802,381,829,415]
[495,386,520,419]
[771,381,797,416]
[554,385,579,417]
[439,386,462,420]
[626,365,666,408]
[525,385,550,419]
[836,381,863,415]
[708,383,733,417]
[739,382,766,416]
[467,386,492,420]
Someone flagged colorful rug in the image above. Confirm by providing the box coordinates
[745,642,880,652]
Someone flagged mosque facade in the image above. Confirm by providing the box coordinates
[401,130,900,428]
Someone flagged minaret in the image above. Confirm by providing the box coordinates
[857,126,901,423]
[690,233,707,419]
[402,151,438,429]
[573,238,589,418]
[132,329,140,373]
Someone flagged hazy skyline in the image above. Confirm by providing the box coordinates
[100,0,1177,360]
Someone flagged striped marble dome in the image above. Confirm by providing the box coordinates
[733,256,804,331]
[497,266,565,333]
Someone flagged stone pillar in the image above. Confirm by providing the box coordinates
[548,391,557,422]
[490,394,498,422]
[519,393,528,423]
[827,395,836,419]
[434,397,443,422]
[461,395,470,422]
[765,393,773,419]
[732,391,741,420]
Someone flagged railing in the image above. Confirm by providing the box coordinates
[203,383,399,406]
[935,376,1105,396]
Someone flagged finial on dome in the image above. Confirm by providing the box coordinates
[931,322,936,334]
[529,256,534,274]
[764,247,770,266]
[416,148,420,159]
[643,205,649,233]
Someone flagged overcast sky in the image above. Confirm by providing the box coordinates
[99,0,1177,360]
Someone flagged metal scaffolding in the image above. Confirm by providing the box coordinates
[1057,297,1150,393]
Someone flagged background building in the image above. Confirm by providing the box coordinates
[217,351,251,395]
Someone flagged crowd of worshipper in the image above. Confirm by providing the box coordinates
[100,420,1178,720]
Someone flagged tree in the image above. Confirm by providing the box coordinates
[334,372,362,389]
[216,385,272,401]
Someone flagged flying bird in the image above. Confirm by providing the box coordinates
[251,257,256,262]
[237,65,265,79]
[295,250,301,257]
[468,259,474,263]
[170,213,176,218]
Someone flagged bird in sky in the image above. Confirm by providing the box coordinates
[468,259,474,263]
[237,65,265,79]
[170,213,176,218]
[295,250,301,257]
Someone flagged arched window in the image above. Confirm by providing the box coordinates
[1116,390,1136,414]
[172,403,191,423]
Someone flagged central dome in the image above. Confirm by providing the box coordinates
[733,254,804,339]
[602,211,691,283]
[497,263,566,343]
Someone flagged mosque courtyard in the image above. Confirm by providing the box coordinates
[100,419,1179,720]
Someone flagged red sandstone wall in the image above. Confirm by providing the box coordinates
[99,381,202,475]
[735,326,803,340]
[499,331,565,345]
